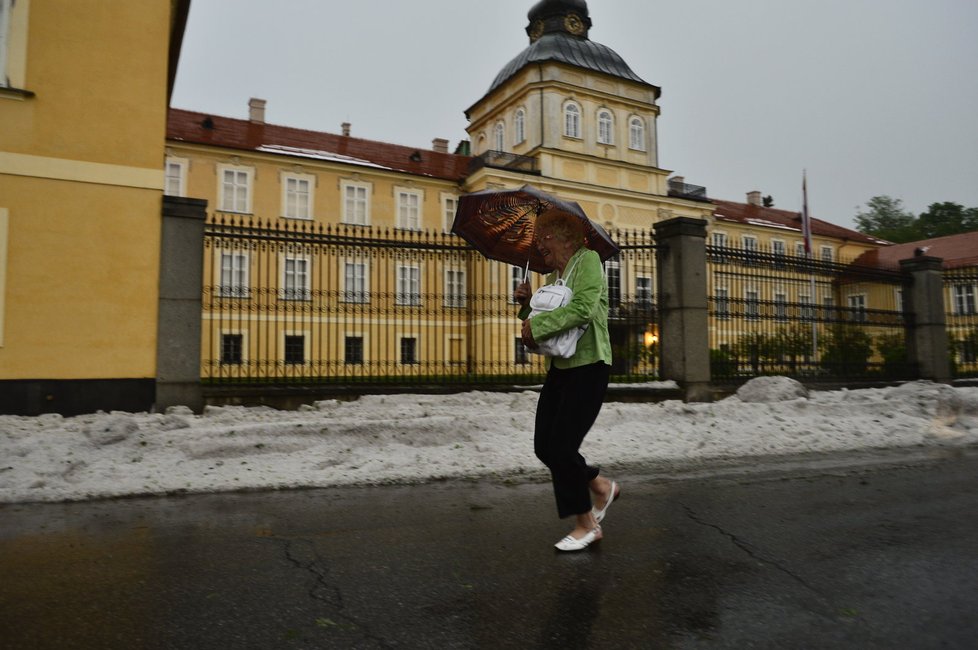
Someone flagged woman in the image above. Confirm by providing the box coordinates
[514,208,621,552]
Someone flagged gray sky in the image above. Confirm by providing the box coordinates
[171,0,978,232]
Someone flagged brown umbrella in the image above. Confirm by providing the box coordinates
[451,184,620,275]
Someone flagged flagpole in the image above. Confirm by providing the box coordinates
[802,170,818,363]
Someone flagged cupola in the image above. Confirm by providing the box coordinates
[526,0,592,41]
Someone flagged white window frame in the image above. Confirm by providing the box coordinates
[344,334,365,365]
[396,264,422,306]
[715,286,730,319]
[515,108,526,144]
[217,164,253,214]
[953,284,976,315]
[563,102,582,139]
[282,172,314,220]
[219,330,247,365]
[742,235,759,252]
[444,268,466,309]
[895,287,904,314]
[771,239,786,258]
[0,0,12,88]
[441,193,458,233]
[820,245,834,263]
[636,276,653,308]
[281,254,311,301]
[341,180,371,226]
[218,250,249,298]
[745,288,760,320]
[795,242,807,258]
[712,232,728,248]
[399,335,419,366]
[282,331,309,366]
[342,260,370,304]
[396,187,423,231]
[597,109,614,145]
[628,116,646,151]
[494,121,505,151]
[848,293,867,322]
[164,156,188,197]
[774,290,788,321]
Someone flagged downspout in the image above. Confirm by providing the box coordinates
[538,64,545,151]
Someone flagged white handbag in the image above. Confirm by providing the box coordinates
[527,258,588,359]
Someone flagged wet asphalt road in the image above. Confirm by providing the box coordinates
[1,447,977,650]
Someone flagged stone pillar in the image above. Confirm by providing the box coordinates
[654,217,712,401]
[900,255,951,383]
[156,196,207,412]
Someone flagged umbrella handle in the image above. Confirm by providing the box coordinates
[523,260,530,284]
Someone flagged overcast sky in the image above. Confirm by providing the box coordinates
[171,0,978,232]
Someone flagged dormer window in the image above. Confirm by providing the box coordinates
[629,116,646,151]
[597,109,614,145]
[494,122,505,151]
[515,108,526,145]
[563,102,581,139]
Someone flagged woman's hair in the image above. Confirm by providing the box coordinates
[536,208,585,247]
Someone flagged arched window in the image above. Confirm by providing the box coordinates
[629,116,646,151]
[564,102,581,139]
[515,108,526,144]
[494,122,505,151]
[597,109,614,145]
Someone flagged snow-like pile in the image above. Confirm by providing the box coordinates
[1,379,977,504]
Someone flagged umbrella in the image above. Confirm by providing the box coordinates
[451,184,620,275]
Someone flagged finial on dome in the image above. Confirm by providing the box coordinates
[526,0,592,42]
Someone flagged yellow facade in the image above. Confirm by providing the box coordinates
[0,1,183,387]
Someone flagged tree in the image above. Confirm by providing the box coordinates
[917,202,978,239]
[854,196,919,243]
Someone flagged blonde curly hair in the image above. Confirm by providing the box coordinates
[535,208,585,247]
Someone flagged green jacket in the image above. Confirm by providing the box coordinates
[518,247,613,369]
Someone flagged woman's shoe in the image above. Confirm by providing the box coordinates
[591,480,620,524]
[554,526,602,552]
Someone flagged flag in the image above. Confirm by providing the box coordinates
[801,170,813,256]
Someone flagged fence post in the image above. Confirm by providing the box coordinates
[654,217,712,401]
[156,196,208,412]
[900,255,951,383]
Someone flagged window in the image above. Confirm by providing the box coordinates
[772,240,787,268]
[742,236,759,265]
[494,122,505,151]
[218,165,252,213]
[800,294,814,321]
[848,294,867,322]
[636,276,653,309]
[396,189,422,231]
[564,102,581,139]
[342,182,370,225]
[823,295,836,319]
[711,232,728,263]
[953,284,976,315]
[345,336,364,365]
[605,258,621,308]
[597,109,614,145]
[515,337,529,365]
[712,232,728,248]
[629,117,646,151]
[795,242,807,258]
[342,261,369,303]
[774,291,788,321]
[0,0,12,88]
[715,287,730,319]
[219,251,249,298]
[745,289,760,320]
[221,334,243,365]
[397,265,421,306]
[820,246,834,263]
[282,256,310,301]
[895,288,904,313]
[400,337,418,365]
[515,109,526,144]
[283,174,313,220]
[284,335,305,365]
[444,269,466,308]
[442,194,458,233]
[164,157,187,197]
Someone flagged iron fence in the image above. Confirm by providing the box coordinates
[707,245,914,383]
[944,268,978,378]
[202,217,658,389]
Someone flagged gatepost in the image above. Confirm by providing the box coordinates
[156,196,207,412]
[654,217,712,402]
[900,255,951,383]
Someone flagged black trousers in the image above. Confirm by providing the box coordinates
[534,362,611,519]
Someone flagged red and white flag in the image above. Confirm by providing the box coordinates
[801,171,813,256]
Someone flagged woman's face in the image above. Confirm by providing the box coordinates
[535,227,576,271]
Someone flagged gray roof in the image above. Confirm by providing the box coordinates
[485,32,656,97]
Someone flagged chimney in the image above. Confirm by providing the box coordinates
[248,98,266,124]
[671,175,685,186]
[432,138,449,153]
[746,190,762,206]
[341,122,351,137]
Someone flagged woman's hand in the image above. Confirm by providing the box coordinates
[521,319,537,349]
[513,281,532,306]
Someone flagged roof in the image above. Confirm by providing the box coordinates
[710,199,889,247]
[474,32,657,110]
[166,109,472,182]
[850,231,978,271]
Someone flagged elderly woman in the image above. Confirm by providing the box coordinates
[514,208,621,552]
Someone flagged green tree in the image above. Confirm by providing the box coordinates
[820,324,874,376]
[917,202,978,239]
[854,196,919,243]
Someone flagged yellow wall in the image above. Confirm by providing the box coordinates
[0,0,174,381]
